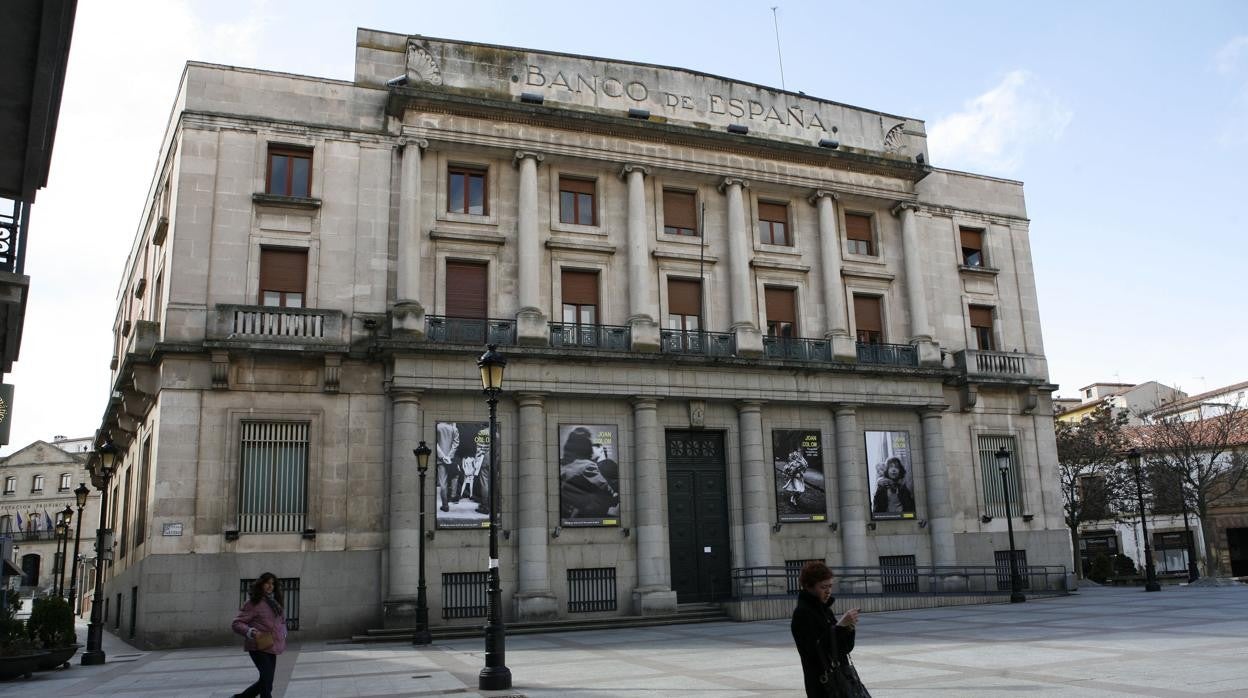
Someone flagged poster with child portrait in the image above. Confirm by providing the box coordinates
[865,430,916,520]
[772,429,828,523]
[558,424,621,526]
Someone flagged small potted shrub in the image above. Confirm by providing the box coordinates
[26,596,79,670]
[0,590,47,680]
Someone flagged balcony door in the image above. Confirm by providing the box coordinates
[853,294,882,344]
[561,270,598,327]
[764,287,796,337]
[259,248,307,308]
[445,260,488,319]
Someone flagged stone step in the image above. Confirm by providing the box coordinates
[346,605,731,644]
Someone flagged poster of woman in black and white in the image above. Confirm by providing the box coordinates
[865,430,916,520]
[435,420,494,529]
[772,429,828,523]
[558,424,621,526]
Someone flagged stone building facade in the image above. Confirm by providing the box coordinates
[95,30,1064,648]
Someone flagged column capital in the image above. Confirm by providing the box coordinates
[514,150,545,167]
[619,163,650,179]
[735,400,764,413]
[516,392,547,408]
[808,189,839,205]
[386,384,423,404]
[717,177,749,193]
[890,201,921,217]
[831,403,860,416]
[396,137,428,152]
[919,404,949,418]
[629,395,661,410]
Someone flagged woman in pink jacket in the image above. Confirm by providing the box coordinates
[231,572,288,698]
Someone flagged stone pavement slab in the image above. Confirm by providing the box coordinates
[2,584,1246,697]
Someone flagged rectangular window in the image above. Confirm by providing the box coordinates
[969,305,995,351]
[259,248,307,308]
[240,577,301,631]
[663,189,697,236]
[59,473,71,492]
[853,295,883,344]
[266,146,312,198]
[31,475,44,493]
[758,201,789,246]
[845,213,874,256]
[134,438,151,550]
[119,468,131,559]
[960,227,984,267]
[979,435,1021,518]
[764,287,796,337]
[561,270,599,326]
[667,278,702,333]
[445,260,488,319]
[238,421,309,534]
[3,477,14,494]
[448,165,487,215]
[559,176,596,225]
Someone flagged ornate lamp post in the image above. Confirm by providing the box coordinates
[1128,448,1162,592]
[54,515,69,596]
[995,447,1026,603]
[56,506,73,596]
[412,440,433,646]
[82,438,119,666]
[477,344,511,691]
[69,483,90,614]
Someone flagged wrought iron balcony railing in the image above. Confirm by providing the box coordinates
[425,316,517,346]
[549,323,631,351]
[660,329,736,357]
[855,342,918,367]
[762,336,833,362]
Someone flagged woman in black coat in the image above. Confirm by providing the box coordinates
[791,561,862,697]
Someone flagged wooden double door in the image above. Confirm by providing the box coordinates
[665,430,732,603]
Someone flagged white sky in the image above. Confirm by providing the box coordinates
[4,0,1246,453]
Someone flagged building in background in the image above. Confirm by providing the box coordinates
[93,30,1065,648]
[1056,381,1186,425]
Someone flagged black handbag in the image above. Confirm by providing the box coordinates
[817,637,871,698]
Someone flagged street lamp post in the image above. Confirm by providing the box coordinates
[477,344,511,691]
[53,518,67,596]
[69,483,90,614]
[82,438,119,666]
[995,447,1026,603]
[1128,448,1162,592]
[412,440,433,646]
[56,506,73,596]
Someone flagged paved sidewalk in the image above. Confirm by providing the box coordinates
[3,583,1246,697]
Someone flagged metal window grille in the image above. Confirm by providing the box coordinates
[994,550,1030,591]
[238,422,308,533]
[442,571,489,619]
[879,555,919,592]
[239,577,301,631]
[567,567,617,612]
[785,559,819,594]
[978,435,1020,518]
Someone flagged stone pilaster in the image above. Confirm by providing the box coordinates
[810,190,856,361]
[515,393,557,620]
[393,138,429,336]
[383,385,422,626]
[719,177,763,356]
[737,400,771,569]
[622,164,659,351]
[631,396,676,615]
[920,406,961,586]
[833,404,868,567]
[892,202,940,366]
[514,151,547,345]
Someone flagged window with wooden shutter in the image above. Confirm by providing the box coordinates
[764,287,796,337]
[559,176,596,225]
[758,201,789,246]
[845,213,874,256]
[853,294,883,343]
[259,248,308,308]
[970,305,995,350]
[445,260,488,319]
[561,270,599,326]
[667,278,701,332]
[960,227,984,267]
[663,189,697,236]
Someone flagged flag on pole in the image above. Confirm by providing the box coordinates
[44,511,53,531]
[14,512,21,531]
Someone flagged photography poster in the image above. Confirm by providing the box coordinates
[435,420,497,529]
[772,429,828,522]
[558,424,621,526]
[865,430,916,520]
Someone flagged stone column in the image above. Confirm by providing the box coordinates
[891,202,940,366]
[810,190,855,361]
[833,404,868,568]
[737,401,772,569]
[719,177,763,356]
[920,406,959,576]
[631,396,676,614]
[622,164,659,351]
[515,393,557,620]
[394,138,429,336]
[514,151,547,345]
[383,385,422,626]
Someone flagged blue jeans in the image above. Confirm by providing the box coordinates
[239,650,277,698]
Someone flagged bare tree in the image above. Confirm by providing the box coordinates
[1138,400,1248,576]
[1056,403,1128,578]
